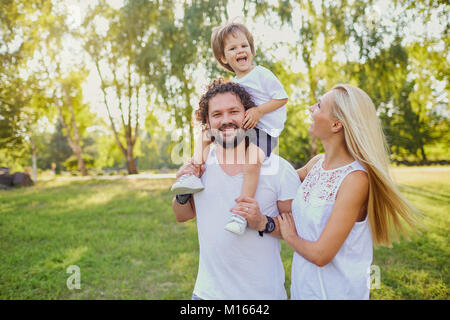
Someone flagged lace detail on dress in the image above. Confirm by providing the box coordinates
[302,157,359,205]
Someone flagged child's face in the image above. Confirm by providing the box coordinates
[221,31,254,78]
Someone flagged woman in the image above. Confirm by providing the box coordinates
[279,84,418,299]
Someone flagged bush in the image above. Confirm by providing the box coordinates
[63,154,95,171]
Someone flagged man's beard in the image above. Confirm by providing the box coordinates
[208,123,247,149]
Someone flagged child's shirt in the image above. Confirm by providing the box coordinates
[234,65,288,138]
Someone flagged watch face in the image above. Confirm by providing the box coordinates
[267,220,275,233]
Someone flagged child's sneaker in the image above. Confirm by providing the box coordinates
[224,214,247,235]
[170,174,204,195]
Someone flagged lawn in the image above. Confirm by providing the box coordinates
[0,167,448,300]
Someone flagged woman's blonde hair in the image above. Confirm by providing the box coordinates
[331,84,419,246]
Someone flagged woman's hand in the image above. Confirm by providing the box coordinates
[243,107,262,129]
[279,212,299,244]
[230,196,266,231]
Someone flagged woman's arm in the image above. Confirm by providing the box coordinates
[279,171,369,267]
[296,154,323,182]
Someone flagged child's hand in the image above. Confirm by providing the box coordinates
[243,107,262,129]
[278,212,298,244]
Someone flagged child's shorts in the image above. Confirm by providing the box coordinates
[247,127,278,158]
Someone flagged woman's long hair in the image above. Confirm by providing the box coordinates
[331,84,419,246]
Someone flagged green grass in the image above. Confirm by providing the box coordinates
[0,168,449,299]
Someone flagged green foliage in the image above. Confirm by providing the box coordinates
[1,0,448,172]
[63,154,95,171]
[0,0,59,150]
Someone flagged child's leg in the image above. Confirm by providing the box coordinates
[241,163,260,198]
[225,144,265,235]
[193,129,210,165]
[242,143,266,197]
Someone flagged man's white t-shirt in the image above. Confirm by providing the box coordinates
[234,65,288,138]
[192,145,300,300]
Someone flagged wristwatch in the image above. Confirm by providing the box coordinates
[175,194,192,205]
[258,216,275,237]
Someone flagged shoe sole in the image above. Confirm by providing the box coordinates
[170,186,204,195]
[224,223,245,235]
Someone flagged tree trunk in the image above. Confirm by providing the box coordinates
[31,136,37,182]
[126,146,138,174]
[63,85,88,176]
[56,92,88,176]
[420,144,427,162]
[74,145,88,176]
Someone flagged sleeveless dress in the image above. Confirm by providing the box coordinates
[290,156,373,300]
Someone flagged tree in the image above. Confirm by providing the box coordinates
[0,0,54,151]
[80,0,160,174]
[53,71,94,175]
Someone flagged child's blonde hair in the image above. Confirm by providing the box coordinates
[331,84,419,246]
[211,22,255,73]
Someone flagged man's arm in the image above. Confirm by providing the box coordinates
[171,158,204,223]
[270,199,294,239]
[172,196,196,222]
[231,197,293,239]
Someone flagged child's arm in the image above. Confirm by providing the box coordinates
[243,98,288,129]
[257,98,288,115]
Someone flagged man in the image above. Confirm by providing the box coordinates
[172,79,300,300]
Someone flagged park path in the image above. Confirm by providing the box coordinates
[42,166,450,182]
[46,172,176,181]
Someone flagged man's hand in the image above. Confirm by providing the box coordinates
[243,107,262,129]
[230,196,266,231]
[176,158,205,180]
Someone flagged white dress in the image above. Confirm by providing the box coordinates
[290,156,373,300]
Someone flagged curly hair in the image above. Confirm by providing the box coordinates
[195,78,256,126]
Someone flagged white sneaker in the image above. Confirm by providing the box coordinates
[170,174,204,195]
[224,214,247,235]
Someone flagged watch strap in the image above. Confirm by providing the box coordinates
[175,193,192,205]
[258,216,275,237]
